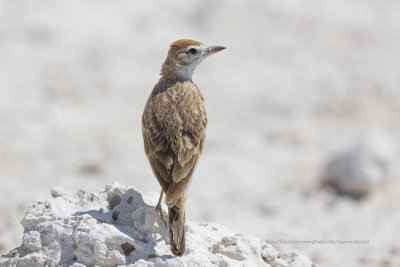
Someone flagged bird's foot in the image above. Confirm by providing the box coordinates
[156,201,167,228]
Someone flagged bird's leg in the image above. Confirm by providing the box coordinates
[156,190,167,228]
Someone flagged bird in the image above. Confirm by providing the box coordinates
[142,39,225,256]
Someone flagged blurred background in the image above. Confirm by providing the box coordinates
[1,0,400,266]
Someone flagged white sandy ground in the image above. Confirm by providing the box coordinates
[1,1,400,266]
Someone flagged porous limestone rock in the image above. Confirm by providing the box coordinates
[0,184,317,267]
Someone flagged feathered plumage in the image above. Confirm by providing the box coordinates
[142,39,224,256]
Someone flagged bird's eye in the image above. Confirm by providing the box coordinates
[189,48,197,54]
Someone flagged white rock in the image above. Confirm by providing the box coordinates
[323,131,394,197]
[0,183,316,267]
[22,231,41,252]
[50,186,67,198]
[261,243,278,262]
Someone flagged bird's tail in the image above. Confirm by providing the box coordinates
[168,196,186,256]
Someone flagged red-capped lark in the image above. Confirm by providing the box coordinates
[142,39,225,256]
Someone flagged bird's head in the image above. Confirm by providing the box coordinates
[161,39,225,80]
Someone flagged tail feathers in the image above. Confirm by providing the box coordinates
[168,205,185,256]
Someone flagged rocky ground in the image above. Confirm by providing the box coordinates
[0,184,318,267]
[1,1,400,266]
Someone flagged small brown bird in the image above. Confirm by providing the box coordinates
[142,39,225,256]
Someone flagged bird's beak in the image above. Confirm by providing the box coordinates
[204,46,226,57]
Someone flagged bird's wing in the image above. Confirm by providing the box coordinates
[165,128,206,207]
[143,120,205,200]
[172,130,205,183]
[142,117,173,193]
